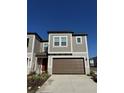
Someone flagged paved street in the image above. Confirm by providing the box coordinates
[36,75,97,93]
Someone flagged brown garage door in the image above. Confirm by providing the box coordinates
[52,58,85,74]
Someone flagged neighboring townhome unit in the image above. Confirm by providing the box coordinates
[27,32,48,74]
[27,31,90,75]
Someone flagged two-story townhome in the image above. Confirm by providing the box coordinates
[47,31,90,74]
[27,31,90,75]
[27,32,48,74]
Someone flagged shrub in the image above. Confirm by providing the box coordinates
[28,72,36,76]
[90,71,97,83]
[27,72,50,91]
[90,71,95,76]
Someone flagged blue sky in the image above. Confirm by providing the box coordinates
[27,0,97,58]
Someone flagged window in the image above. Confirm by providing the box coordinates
[61,37,67,46]
[76,37,82,44]
[54,37,60,46]
[53,36,67,47]
[27,38,29,47]
[43,43,48,52]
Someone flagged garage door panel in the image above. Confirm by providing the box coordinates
[52,58,85,74]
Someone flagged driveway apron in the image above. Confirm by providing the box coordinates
[36,75,97,93]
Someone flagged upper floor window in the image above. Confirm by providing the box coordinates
[27,38,29,47]
[54,37,60,46]
[53,36,67,47]
[76,36,82,44]
[43,43,48,52]
[61,37,67,46]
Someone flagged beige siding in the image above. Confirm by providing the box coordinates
[40,42,48,52]
[72,36,86,52]
[27,35,34,52]
[34,37,41,53]
[40,42,43,52]
[49,34,72,52]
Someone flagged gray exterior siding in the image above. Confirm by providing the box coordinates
[49,34,72,52]
[27,32,90,75]
[72,36,86,52]
[27,35,34,53]
[40,42,48,52]
[34,37,41,53]
[40,42,43,52]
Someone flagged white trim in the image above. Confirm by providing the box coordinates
[53,36,68,47]
[84,36,90,73]
[51,55,86,58]
[85,36,89,58]
[34,57,37,71]
[53,36,60,47]
[72,51,87,54]
[76,36,82,44]
[42,43,45,52]
[70,34,73,52]
[48,34,50,53]
[31,35,35,70]
[27,52,32,55]
[32,35,35,54]
[85,36,88,53]
[48,51,88,54]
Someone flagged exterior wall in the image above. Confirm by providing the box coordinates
[27,35,34,52]
[84,36,90,74]
[27,35,41,74]
[42,42,48,52]
[40,42,43,52]
[72,36,86,52]
[27,53,32,74]
[27,33,90,75]
[27,53,36,74]
[34,37,41,53]
[48,33,72,53]
[48,33,90,75]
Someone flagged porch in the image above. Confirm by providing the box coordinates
[36,52,48,74]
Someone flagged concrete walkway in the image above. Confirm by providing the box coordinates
[36,75,97,93]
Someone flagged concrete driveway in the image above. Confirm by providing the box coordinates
[36,75,97,93]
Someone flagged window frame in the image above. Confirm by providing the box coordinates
[53,36,68,47]
[76,36,82,44]
[53,36,60,47]
[43,43,48,52]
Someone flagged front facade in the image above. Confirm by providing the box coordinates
[27,31,90,75]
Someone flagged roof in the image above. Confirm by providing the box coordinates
[48,31,74,34]
[42,40,48,42]
[72,33,88,36]
[47,31,88,36]
[27,32,42,42]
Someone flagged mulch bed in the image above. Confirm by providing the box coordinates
[27,72,50,93]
